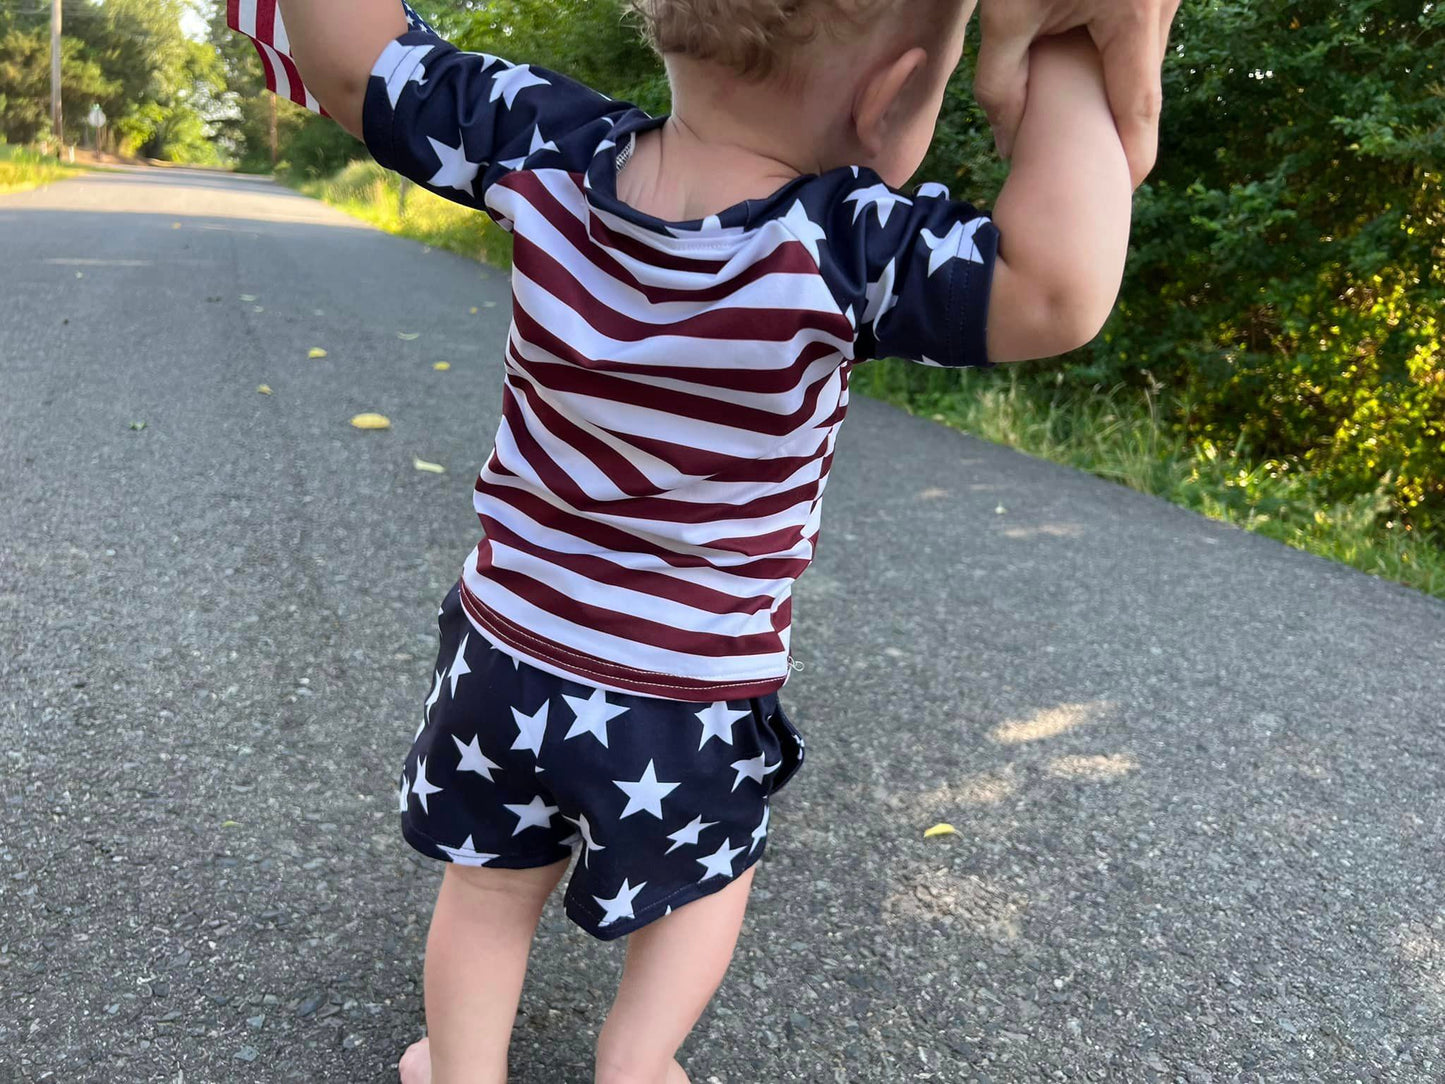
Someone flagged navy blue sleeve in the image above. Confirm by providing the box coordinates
[816,170,999,369]
[362,29,633,217]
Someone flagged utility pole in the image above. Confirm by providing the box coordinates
[51,0,63,160]
[270,93,278,168]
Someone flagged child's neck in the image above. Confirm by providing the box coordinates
[614,56,838,223]
[618,116,807,223]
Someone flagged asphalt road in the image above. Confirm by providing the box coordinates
[3,166,1444,1084]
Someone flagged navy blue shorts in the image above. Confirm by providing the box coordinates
[398,582,807,940]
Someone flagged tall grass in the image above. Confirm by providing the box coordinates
[850,360,1445,601]
[0,144,81,193]
[293,161,514,268]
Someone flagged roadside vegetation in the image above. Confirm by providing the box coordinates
[0,143,81,193]
[292,161,514,268]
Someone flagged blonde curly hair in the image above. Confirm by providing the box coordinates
[626,0,902,78]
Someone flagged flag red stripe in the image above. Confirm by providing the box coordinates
[255,0,276,46]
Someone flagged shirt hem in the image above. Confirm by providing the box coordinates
[457,580,787,703]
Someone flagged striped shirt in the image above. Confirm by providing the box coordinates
[363,29,1000,702]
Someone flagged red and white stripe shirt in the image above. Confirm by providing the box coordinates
[360,29,999,702]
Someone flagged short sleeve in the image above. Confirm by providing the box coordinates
[819,172,1000,369]
[362,29,632,217]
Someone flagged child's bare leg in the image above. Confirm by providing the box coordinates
[401,857,572,1084]
[593,865,758,1084]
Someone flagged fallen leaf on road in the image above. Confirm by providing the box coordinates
[484,301,498,309]
[433,362,451,371]
[239,295,257,302]
[398,332,420,341]
[129,421,147,431]
[252,306,265,313]
[469,307,479,315]
[172,223,182,229]
[221,820,241,827]
[923,823,957,838]
[308,348,328,359]
[257,385,273,395]
[350,413,391,430]
[75,271,83,278]
[413,458,446,474]
[995,505,1007,515]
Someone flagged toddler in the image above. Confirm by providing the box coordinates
[276,0,1132,1080]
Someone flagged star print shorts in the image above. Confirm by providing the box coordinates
[397,581,807,941]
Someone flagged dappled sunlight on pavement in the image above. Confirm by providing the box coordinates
[988,700,1115,745]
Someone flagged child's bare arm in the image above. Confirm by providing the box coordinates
[275,0,408,138]
[985,29,1133,364]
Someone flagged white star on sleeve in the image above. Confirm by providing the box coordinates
[844,183,913,229]
[696,837,746,881]
[729,751,780,792]
[488,64,550,108]
[613,759,681,820]
[920,217,990,277]
[511,701,550,757]
[409,756,443,815]
[397,771,411,813]
[561,687,629,748]
[779,199,827,263]
[498,125,560,171]
[915,180,951,200]
[375,41,435,109]
[562,812,606,867]
[692,702,751,751]
[437,834,500,866]
[594,877,647,927]
[503,794,560,835]
[862,257,899,328]
[427,135,483,198]
[451,733,503,782]
[665,814,719,855]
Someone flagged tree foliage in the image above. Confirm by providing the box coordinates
[0,0,224,162]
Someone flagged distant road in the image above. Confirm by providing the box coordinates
[3,165,1443,1083]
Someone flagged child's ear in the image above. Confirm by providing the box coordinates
[853,47,929,159]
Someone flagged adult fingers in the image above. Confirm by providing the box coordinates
[1098,6,1167,187]
[973,0,1042,160]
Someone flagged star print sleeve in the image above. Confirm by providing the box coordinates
[823,174,1001,369]
[362,28,628,220]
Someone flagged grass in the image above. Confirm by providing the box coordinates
[288,156,1444,602]
[0,144,83,194]
[850,360,1445,601]
[291,160,514,268]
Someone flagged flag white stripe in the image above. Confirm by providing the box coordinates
[272,5,290,54]
[237,0,258,39]
[257,41,292,102]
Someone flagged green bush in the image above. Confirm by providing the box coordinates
[893,0,1445,546]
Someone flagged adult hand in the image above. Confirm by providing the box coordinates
[974,0,1182,187]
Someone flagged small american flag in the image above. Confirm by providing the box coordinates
[226,0,437,116]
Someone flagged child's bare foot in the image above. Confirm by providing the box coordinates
[667,1057,690,1084]
[398,1035,431,1084]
